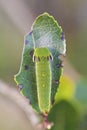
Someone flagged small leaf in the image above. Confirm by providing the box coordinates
[48,100,79,130]
[14,13,66,113]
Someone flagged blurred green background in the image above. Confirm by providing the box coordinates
[0,0,87,130]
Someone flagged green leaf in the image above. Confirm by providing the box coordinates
[14,32,40,112]
[14,13,66,113]
[48,100,79,130]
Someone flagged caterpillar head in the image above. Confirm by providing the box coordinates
[33,48,53,62]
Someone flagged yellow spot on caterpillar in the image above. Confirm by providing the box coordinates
[42,73,45,77]
[43,84,45,87]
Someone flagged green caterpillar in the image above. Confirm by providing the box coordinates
[33,47,53,115]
